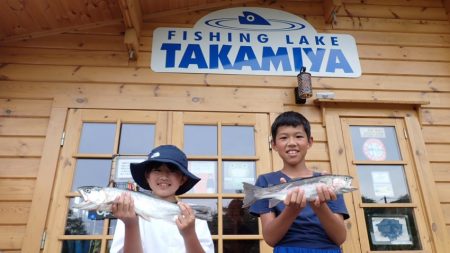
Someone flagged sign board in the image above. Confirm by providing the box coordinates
[151,7,361,77]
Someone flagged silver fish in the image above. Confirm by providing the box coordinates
[242,175,357,208]
[73,186,213,222]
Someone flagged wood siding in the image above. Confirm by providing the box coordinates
[0,0,449,252]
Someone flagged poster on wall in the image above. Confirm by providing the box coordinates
[151,7,361,77]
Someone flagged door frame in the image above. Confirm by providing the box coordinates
[41,109,274,253]
[321,104,449,252]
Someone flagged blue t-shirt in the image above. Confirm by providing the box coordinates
[249,171,349,250]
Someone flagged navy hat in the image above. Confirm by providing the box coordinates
[130,145,200,195]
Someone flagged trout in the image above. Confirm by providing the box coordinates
[73,186,213,222]
[242,174,357,208]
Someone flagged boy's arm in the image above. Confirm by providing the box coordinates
[177,202,206,253]
[310,185,347,245]
[260,187,307,247]
[123,219,144,253]
[112,192,144,253]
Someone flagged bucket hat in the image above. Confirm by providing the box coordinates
[130,145,200,195]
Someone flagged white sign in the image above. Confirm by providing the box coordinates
[151,7,361,77]
[372,171,394,197]
[360,127,386,138]
[115,156,146,182]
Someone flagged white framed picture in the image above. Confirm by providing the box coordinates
[370,215,413,245]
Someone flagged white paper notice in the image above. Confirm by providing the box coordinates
[372,171,394,197]
[115,157,146,181]
[360,127,386,138]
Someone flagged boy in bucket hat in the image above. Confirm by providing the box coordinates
[110,145,214,253]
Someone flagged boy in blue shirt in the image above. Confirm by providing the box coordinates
[249,111,349,253]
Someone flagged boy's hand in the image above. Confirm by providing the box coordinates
[280,177,307,214]
[112,192,139,226]
[176,202,196,237]
[311,183,337,208]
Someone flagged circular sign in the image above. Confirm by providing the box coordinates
[362,138,386,161]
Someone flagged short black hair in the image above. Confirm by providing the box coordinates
[145,162,180,173]
[271,111,311,141]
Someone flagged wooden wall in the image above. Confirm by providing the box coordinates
[0,0,449,252]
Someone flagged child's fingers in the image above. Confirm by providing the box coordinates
[280,177,287,184]
[285,187,305,207]
[178,202,195,221]
[329,189,337,200]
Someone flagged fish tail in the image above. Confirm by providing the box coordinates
[242,182,260,208]
[191,205,213,222]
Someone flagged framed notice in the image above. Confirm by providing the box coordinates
[370,215,413,245]
[114,156,146,182]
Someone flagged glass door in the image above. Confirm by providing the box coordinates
[44,109,168,253]
[44,109,272,253]
[341,118,432,252]
[172,112,271,253]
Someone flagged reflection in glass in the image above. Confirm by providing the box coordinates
[107,240,113,253]
[181,198,218,235]
[222,198,258,235]
[119,124,155,154]
[188,161,217,193]
[79,123,116,154]
[108,218,117,235]
[184,125,217,156]
[222,161,256,193]
[222,126,255,156]
[213,240,218,253]
[357,165,411,203]
[61,240,101,253]
[65,198,104,235]
[71,159,112,192]
[365,208,421,251]
[223,240,260,253]
[350,126,402,161]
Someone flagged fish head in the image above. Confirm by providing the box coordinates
[74,186,107,210]
[332,176,357,193]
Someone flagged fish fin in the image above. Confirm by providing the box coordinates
[268,199,282,208]
[242,182,262,208]
[191,205,213,221]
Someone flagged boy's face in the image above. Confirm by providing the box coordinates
[145,163,187,201]
[272,125,313,167]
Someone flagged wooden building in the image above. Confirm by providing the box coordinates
[0,0,449,252]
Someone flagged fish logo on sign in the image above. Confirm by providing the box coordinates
[151,7,362,77]
[204,11,306,31]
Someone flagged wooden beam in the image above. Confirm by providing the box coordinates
[323,0,342,24]
[124,28,139,61]
[119,0,142,60]
[119,0,142,36]
[444,0,450,22]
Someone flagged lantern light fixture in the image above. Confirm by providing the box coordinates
[295,67,313,104]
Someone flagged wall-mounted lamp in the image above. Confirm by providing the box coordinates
[295,67,313,104]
